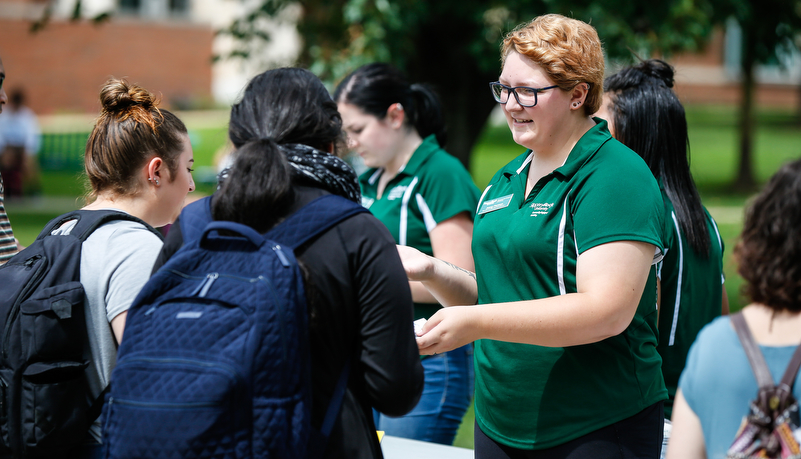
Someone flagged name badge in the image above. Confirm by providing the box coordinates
[478,194,514,215]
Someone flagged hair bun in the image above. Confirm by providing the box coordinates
[99,78,157,115]
[639,59,675,88]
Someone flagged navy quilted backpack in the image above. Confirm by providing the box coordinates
[102,194,367,459]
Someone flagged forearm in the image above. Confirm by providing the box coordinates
[410,281,438,304]
[420,257,478,306]
[458,293,636,347]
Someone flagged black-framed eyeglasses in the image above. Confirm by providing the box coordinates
[489,82,559,107]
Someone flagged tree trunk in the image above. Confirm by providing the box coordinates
[734,29,757,191]
[408,16,499,170]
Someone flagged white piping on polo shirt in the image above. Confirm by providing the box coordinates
[516,153,534,175]
[368,168,382,185]
[668,211,683,346]
[710,216,725,284]
[416,194,437,232]
[557,194,570,295]
[399,176,420,246]
[477,185,492,214]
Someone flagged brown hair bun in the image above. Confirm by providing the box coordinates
[99,78,157,117]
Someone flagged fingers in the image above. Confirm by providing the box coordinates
[416,335,440,355]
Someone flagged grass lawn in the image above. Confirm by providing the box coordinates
[5,104,800,450]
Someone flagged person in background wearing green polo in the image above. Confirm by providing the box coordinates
[399,14,667,458]
[596,59,728,459]
[335,63,479,446]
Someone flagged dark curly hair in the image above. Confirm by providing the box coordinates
[734,158,801,312]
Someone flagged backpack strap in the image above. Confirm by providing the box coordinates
[264,195,367,250]
[778,332,801,391]
[307,359,352,457]
[39,209,163,243]
[179,196,214,245]
[86,385,111,427]
[732,312,776,389]
[732,311,801,392]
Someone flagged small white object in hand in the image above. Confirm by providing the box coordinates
[414,318,427,336]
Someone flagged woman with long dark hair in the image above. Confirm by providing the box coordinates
[596,59,727,455]
[334,63,478,445]
[152,67,424,458]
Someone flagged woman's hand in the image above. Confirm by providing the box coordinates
[416,306,480,355]
[397,245,436,281]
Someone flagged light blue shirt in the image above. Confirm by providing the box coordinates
[679,316,801,459]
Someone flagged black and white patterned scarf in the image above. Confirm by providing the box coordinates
[217,143,361,203]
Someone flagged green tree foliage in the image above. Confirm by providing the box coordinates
[703,0,801,190]
[220,0,716,165]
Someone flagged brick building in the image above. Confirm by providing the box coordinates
[0,0,299,115]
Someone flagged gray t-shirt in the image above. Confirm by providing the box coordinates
[52,211,162,441]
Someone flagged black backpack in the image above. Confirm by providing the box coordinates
[0,210,160,458]
[727,312,801,459]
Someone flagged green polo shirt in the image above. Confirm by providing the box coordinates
[657,185,725,419]
[360,134,480,321]
[472,119,667,449]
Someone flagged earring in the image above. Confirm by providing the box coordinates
[573,102,581,108]
[396,103,404,111]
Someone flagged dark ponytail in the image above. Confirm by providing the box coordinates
[213,68,344,231]
[212,139,294,233]
[334,63,447,147]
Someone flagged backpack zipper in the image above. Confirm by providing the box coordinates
[272,245,290,267]
[194,273,219,298]
[3,256,46,359]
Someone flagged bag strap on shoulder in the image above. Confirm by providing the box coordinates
[732,312,801,391]
[39,209,163,243]
[780,335,801,391]
[733,312,776,388]
[265,195,367,250]
[179,196,214,244]
[180,195,365,249]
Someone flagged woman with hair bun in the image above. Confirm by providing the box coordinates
[152,67,424,458]
[334,62,479,445]
[597,58,727,457]
[65,77,195,456]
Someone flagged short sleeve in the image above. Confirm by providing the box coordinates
[415,154,480,225]
[571,147,664,256]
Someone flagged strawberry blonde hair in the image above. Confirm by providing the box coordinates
[501,14,605,115]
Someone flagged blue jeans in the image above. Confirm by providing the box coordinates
[375,343,474,445]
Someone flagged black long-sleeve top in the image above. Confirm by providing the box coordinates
[153,185,424,458]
